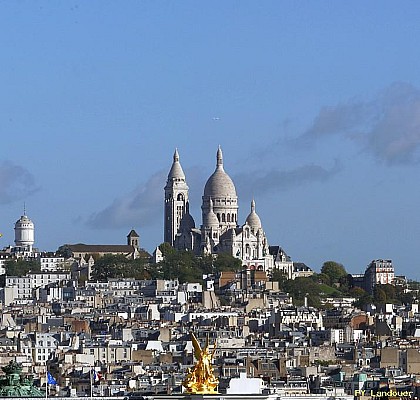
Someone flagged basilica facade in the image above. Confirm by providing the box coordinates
[164,147,273,272]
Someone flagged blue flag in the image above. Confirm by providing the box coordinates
[47,371,57,385]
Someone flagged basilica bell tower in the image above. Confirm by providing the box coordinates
[164,149,189,246]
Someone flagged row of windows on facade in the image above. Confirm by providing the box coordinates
[38,341,53,346]
[8,274,66,281]
[171,202,240,219]
[217,213,237,223]
[168,193,237,204]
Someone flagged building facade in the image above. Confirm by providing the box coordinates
[364,259,395,294]
[165,147,273,271]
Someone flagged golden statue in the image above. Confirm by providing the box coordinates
[182,332,219,394]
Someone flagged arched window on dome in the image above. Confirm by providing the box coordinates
[222,214,225,222]
[227,214,230,222]
[177,193,184,201]
[217,213,220,222]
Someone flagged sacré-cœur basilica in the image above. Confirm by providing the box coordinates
[164,147,274,274]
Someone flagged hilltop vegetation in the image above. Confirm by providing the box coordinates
[271,261,418,308]
[4,259,41,277]
[91,253,418,309]
[90,243,241,284]
[4,250,418,308]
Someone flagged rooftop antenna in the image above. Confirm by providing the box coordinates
[23,202,26,216]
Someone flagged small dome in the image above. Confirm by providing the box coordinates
[245,200,262,230]
[15,215,34,226]
[203,147,237,198]
[203,199,219,227]
[167,149,186,180]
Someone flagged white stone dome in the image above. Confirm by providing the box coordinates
[203,199,219,227]
[245,200,262,230]
[15,215,33,226]
[204,147,237,198]
[167,149,186,180]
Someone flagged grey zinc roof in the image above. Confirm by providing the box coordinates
[127,229,139,238]
[67,244,135,253]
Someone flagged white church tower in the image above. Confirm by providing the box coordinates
[164,149,190,246]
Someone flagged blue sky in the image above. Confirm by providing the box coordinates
[1,1,420,278]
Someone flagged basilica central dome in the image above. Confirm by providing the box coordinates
[203,147,237,198]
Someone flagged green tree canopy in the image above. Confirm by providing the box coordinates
[154,246,242,283]
[90,254,151,281]
[89,244,243,284]
[213,252,242,273]
[283,277,321,307]
[349,286,369,298]
[354,293,374,309]
[5,259,41,277]
[374,286,387,304]
[91,254,129,281]
[316,273,332,285]
[320,261,347,285]
[56,245,73,258]
[158,250,202,283]
[158,242,176,257]
[271,269,288,291]
[194,254,216,276]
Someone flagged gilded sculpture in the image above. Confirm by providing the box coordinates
[182,333,218,394]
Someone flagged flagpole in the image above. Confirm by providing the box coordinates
[45,364,48,400]
[90,367,93,400]
[45,370,47,400]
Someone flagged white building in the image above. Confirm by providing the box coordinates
[0,253,11,275]
[19,332,59,365]
[4,276,32,305]
[39,254,66,272]
[269,246,294,279]
[165,147,273,272]
[364,259,395,293]
[0,211,38,260]
[14,213,35,256]
[4,272,70,305]
[29,271,70,288]
[32,332,58,364]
